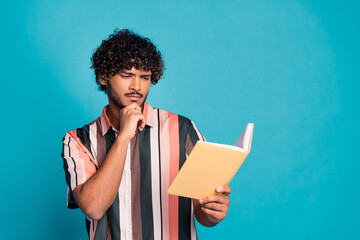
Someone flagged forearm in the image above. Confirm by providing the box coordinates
[73,135,129,220]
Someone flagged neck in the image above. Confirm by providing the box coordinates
[106,103,121,131]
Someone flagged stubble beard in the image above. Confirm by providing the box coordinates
[107,80,148,109]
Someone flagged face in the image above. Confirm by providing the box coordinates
[100,67,152,109]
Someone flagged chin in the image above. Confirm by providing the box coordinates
[138,100,145,107]
[124,99,144,107]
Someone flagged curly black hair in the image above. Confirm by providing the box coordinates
[91,29,165,92]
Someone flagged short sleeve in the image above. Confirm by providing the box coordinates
[61,132,97,209]
[185,120,206,156]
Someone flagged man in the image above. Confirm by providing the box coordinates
[62,29,231,240]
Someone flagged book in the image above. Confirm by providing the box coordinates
[167,123,254,199]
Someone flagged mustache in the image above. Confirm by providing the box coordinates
[124,91,143,97]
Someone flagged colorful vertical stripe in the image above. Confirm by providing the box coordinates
[61,102,204,239]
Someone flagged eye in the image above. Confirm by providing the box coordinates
[142,76,151,80]
[121,74,131,78]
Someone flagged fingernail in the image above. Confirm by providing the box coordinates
[199,199,204,204]
[217,187,222,192]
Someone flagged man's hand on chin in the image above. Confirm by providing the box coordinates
[118,103,146,141]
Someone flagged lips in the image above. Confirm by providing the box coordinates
[127,95,141,101]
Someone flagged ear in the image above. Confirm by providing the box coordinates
[98,76,107,86]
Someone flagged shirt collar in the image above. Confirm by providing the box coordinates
[100,102,155,136]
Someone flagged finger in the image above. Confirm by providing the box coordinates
[138,114,146,131]
[216,186,232,197]
[126,111,144,125]
[140,115,146,130]
[202,202,228,212]
[202,198,230,210]
[127,109,144,115]
[128,112,145,130]
[201,207,225,222]
[126,102,139,110]
[201,195,228,204]
[135,104,142,111]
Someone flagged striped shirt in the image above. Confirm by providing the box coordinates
[62,102,205,240]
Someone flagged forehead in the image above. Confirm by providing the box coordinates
[121,67,151,75]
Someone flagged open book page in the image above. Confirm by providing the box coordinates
[199,123,253,152]
[203,142,248,152]
[234,123,254,151]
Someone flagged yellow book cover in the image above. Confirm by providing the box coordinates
[167,123,254,199]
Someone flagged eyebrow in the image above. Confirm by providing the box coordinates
[120,71,152,77]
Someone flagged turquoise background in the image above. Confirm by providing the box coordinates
[1,0,359,239]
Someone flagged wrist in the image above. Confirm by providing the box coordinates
[116,133,131,145]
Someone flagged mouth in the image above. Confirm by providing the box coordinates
[126,94,142,101]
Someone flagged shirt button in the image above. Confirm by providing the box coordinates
[126,169,131,174]
[127,229,132,234]
[127,199,131,204]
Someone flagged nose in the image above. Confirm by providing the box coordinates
[130,76,141,92]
